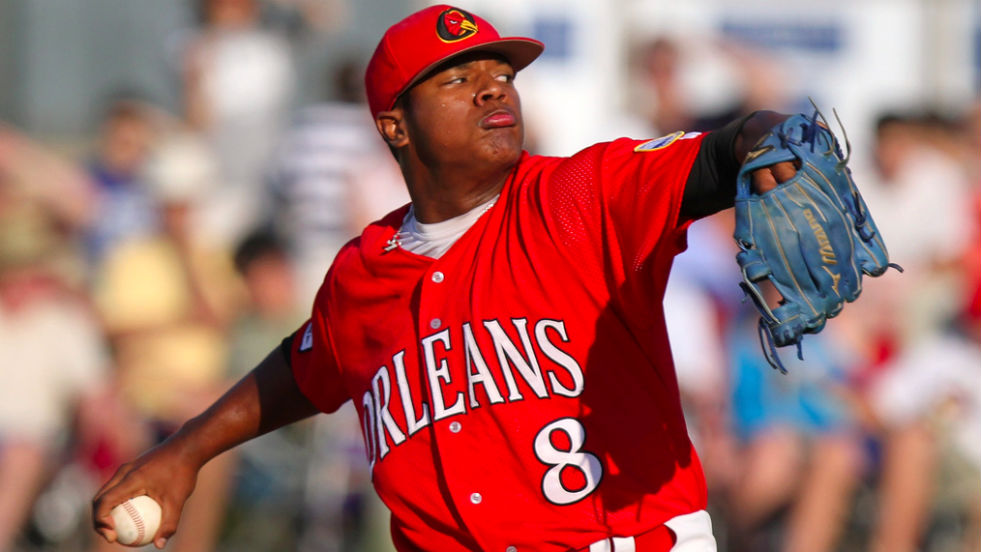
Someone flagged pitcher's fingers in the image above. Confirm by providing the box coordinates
[153,503,181,549]
[93,485,132,522]
[92,512,118,544]
[751,167,778,194]
[92,472,145,537]
[770,160,798,183]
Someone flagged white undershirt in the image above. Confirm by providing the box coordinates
[397,195,498,259]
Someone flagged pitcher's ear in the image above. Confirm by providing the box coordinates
[376,107,409,149]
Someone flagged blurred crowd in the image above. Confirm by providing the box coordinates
[665,108,981,552]
[0,1,978,551]
[638,34,981,552]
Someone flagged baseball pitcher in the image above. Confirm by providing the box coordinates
[93,5,895,551]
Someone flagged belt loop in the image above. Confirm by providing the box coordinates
[612,536,636,551]
[588,539,612,552]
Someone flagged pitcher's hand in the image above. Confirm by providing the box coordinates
[92,439,200,549]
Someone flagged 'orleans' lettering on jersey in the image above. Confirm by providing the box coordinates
[360,317,583,468]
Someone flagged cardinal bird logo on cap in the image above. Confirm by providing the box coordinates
[436,8,478,42]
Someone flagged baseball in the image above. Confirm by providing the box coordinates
[109,495,162,547]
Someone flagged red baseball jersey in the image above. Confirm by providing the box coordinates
[290,133,707,551]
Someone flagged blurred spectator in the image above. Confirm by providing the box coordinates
[866,326,980,552]
[92,133,243,552]
[228,230,304,376]
[841,109,979,552]
[0,125,95,286]
[268,58,407,305]
[220,229,383,552]
[0,132,110,551]
[264,57,404,552]
[723,297,862,552]
[181,0,296,247]
[632,36,789,135]
[82,98,160,271]
[219,229,314,551]
[636,38,693,134]
[856,113,973,345]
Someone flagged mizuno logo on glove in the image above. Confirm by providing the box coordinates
[802,209,836,265]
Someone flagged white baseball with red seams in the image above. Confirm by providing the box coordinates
[109,495,162,547]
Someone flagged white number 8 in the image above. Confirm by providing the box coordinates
[533,417,603,505]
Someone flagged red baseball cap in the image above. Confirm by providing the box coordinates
[365,5,544,118]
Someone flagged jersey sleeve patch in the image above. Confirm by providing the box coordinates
[299,322,314,352]
[634,131,685,152]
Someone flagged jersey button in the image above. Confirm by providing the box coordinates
[431,271,444,283]
[470,492,482,504]
[506,547,518,552]
[449,421,461,433]
[430,318,441,329]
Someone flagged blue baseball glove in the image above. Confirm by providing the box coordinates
[733,108,901,372]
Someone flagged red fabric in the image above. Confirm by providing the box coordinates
[639,524,678,551]
[364,4,542,117]
[291,134,708,550]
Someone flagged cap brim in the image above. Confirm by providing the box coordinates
[396,38,544,107]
